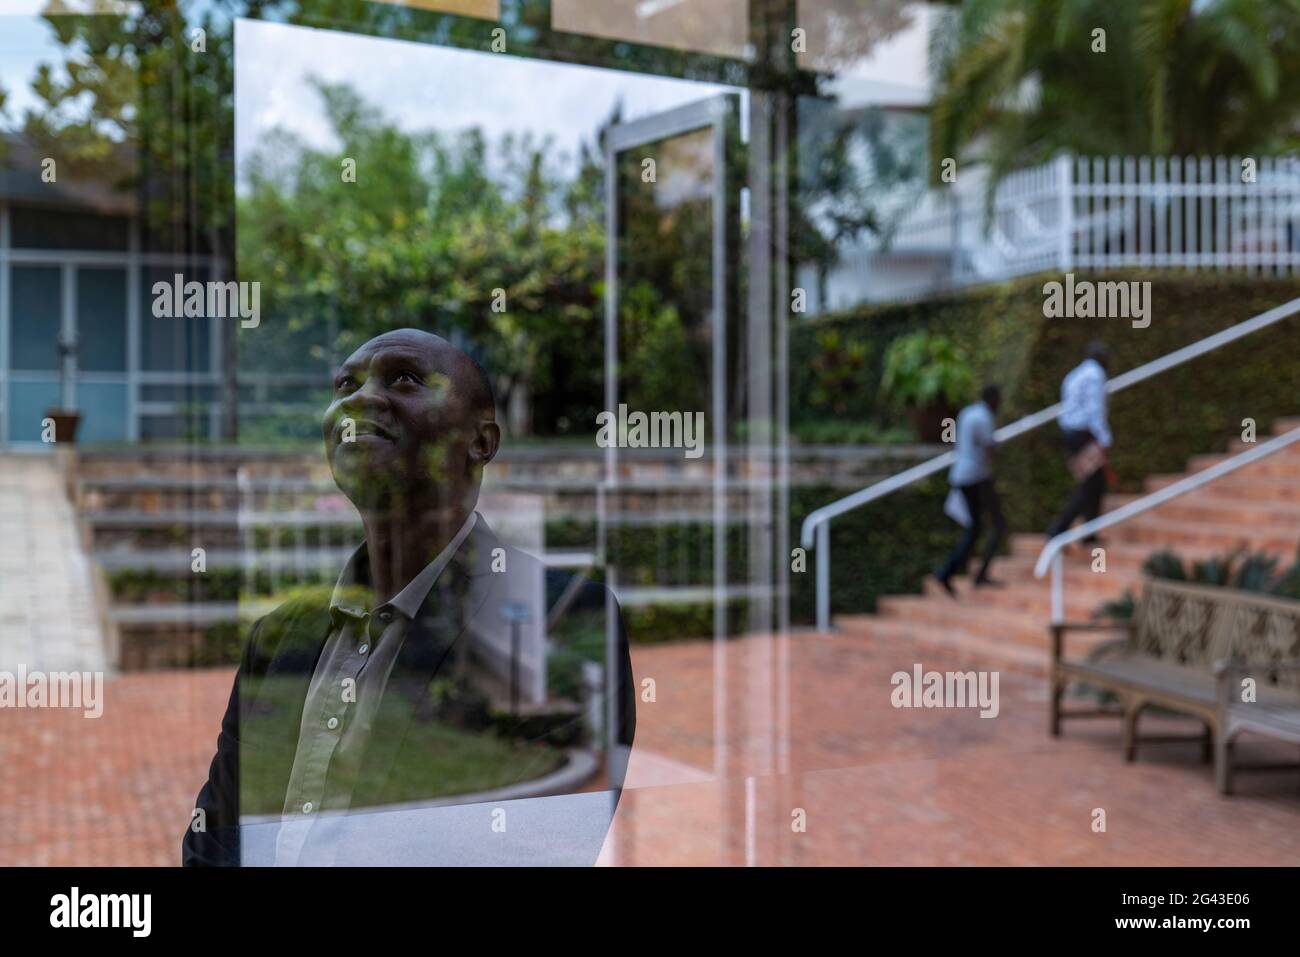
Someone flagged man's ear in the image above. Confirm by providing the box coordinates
[470,421,501,466]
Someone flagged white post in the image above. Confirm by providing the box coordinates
[1056,153,1073,272]
[1050,551,1064,625]
[816,521,830,632]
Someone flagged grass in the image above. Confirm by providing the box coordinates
[237,675,567,815]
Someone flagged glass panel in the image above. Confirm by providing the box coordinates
[140,384,219,403]
[75,381,129,443]
[76,268,128,372]
[140,267,213,372]
[139,412,210,442]
[553,0,750,60]
[369,0,498,16]
[6,379,60,443]
[609,117,726,784]
[10,205,130,251]
[9,266,62,372]
[616,128,715,418]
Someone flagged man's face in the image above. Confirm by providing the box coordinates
[322,331,488,511]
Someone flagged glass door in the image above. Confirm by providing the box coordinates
[5,262,130,446]
[602,94,742,786]
[6,264,63,444]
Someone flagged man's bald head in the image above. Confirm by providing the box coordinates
[358,328,495,419]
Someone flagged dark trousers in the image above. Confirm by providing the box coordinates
[937,479,1006,582]
[1047,428,1108,538]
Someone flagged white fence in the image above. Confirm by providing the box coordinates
[820,154,1300,307]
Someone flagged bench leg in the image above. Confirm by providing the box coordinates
[1049,677,1065,737]
[1214,733,1232,796]
[1122,700,1143,762]
[1201,723,1213,764]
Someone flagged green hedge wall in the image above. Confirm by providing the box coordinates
[791,272,1300,622]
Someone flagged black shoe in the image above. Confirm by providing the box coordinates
[933,573,957,599]
[974,576,1005,588]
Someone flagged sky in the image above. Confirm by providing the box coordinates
[0,9,67,125]
[235,17,747,193]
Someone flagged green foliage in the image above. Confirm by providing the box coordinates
[879,331,976,410]
[930,0,1300,191]
[790,479,954,623]
[546,610,606,703]
[792,420,912,445]
[808,328,869,418]
[1094,545,1300,621]
[237,76,610,437]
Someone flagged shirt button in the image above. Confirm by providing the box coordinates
[302,802,313,814]
[358,643,370,655]
[326,717,339,730]
[378,611,392,622]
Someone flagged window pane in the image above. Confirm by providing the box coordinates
[77,268,128,372]
[10,205,129,251]
[76,381,129,443]
[10,266,62,371]
[6,378,60,442]
[141,267,213,372]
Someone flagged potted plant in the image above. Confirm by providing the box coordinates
[44,333,81,443]
[880,331,975,442]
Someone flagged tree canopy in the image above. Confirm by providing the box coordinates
[930,0,1300,185]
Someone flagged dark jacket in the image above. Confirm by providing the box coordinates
[182,517,635,866]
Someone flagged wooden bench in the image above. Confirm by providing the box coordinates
[1050,577,1300,794]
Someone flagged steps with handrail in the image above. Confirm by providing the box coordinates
[801,297,1300,633]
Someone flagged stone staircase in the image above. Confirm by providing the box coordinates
[837,418,1300,675]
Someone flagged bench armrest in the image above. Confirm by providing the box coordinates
[1054,620,1133,632]
[1050,620,1132,662]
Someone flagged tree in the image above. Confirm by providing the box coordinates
[929,0,1300,187]
[15,0,247,436]
[238,78,609,438]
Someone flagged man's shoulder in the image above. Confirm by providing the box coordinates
[243,584,334,668]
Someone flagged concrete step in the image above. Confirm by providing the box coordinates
[832,414,1300,673]
[1186,453,1300,478]
[1145,472,1300,503]
[876,593,1065,649]
[1106,516,1300,554]
[1105,493,1300,528]
[93,545,356,573]
[925,576,1131,619]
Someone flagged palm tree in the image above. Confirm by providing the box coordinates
[929,0,1300,187]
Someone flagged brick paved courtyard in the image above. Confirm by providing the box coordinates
[2,628,1298,866]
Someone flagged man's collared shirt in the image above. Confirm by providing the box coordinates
[273,512,478,864]
[948,400,997,487]
[1058,357,1112,447]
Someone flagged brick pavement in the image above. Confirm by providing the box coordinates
[2,626,1297,866]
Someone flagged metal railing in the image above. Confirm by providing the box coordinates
[799,294,1300,631]
[1033,425,1300,622]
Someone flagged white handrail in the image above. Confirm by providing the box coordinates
[800,294,1300,631]
[1033,425,1300,623]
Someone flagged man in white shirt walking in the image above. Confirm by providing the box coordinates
[1047,341,1112,543]
[934,384,1006,597]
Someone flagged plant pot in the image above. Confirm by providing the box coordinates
[909,402,957,444]
[44,408,81,444]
